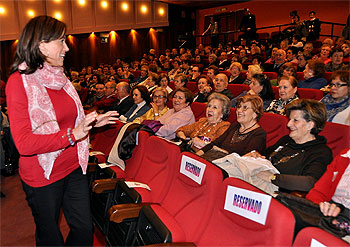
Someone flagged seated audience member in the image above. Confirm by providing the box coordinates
[190,65,202,82]
[297,53,310,72]
[132,65,149,86]
[232,73,274,110]
[156,88,195,140]
[92,81,118,112]
[158,73,173,94]
[271,62,297,86]
[303,42,314,57]
[306,149,350,238]
[298,59,328,89]
[122,63,135,82]
[144,72,159,93]
[264,49,287,73]
[168,60,182,81]
[321,70,350,125]
[266,75,299,115]
[290,34,304,48]
[323,38,334,49]
[115,66,124,81]
[341,40,350,63]
[169,73,188,98]
[213,73,234,100]
[246,99,332,192]
[180,60,191,75]
[197,95,266,161]
[218,52,231,70]
[265,47,278,64]
[238,49,249,64]
[133,87,169,124]
[110,81,134,116]
[286,46,299,63]
[314,44,332,64]
[207,53,218,67]
[206,65,219,81]
[228,62,245,84]
[193,75,213,103]
[84,82,105,108]
[325,48,349,72]
[87,74,101,91]
[176,93,231,150]
[244,64,263,85]
[251,55,264,70]
[119,85,150,122]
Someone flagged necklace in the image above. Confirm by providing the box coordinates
[192,120,220,139]
[239,122,258,134]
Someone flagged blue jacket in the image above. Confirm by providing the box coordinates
[124,103,150,122]
[298,77,328,89]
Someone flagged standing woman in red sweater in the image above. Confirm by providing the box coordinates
[6,16,118,246]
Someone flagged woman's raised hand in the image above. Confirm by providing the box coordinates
[94,111,119,127]
[73,111,98,141]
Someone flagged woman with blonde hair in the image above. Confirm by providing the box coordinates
[244,64,263,84]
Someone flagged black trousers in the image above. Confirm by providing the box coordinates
[22,167,93,246]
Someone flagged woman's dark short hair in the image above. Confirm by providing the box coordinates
[172,87,194,105]
[252,74,274,101]
[237,95,264,121]
[331,70,350,86]
[285,99,327,135]
[131,85,151,105]
[12,16,67,74]
[196,75,213,88]
[307,59,326,78]
[158,73,169,85]
[207,93,231,120]
[330,48,344,58]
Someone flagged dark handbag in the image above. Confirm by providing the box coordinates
[141,120,163,133]
[276,192,347,238]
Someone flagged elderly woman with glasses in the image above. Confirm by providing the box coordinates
[321,70,350,125]
[176,93,231,150]
[133,87,169,124]
[271,62,297,86]
[196,95,266,161]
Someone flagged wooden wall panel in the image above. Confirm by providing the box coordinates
[71,0,94,33]
[17,0,46,32]
[0,1,20,40]
[45,0,72,30]
[116,0,135,29]
[95,0,115,31]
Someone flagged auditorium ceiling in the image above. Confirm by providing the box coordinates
[157,0,249,9]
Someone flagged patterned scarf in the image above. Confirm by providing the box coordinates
[20,62,89,179]
[321,94,350,122]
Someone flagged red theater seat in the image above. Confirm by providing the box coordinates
[240,71,248,80]
[297,88,324,100]
[227,84,250,97]
[131,70,141,79]
[263,71,278,80]
[105,136,181,246]
[186,81,198,93]
[297,72,305,81]
[319,122,350,157]
[190,102,207,121]
[323,72,333,82]
[133,152,223,245]
[196,177,295,246]
[259,112,289,147]
[220,70,231,78]
[293,227,348,247]
[272,86,279,99]
[169,80,175,90]
[226,107,237,123]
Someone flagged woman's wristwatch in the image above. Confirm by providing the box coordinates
[154,112,159,116]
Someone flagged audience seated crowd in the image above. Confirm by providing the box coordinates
[2,14,350,244]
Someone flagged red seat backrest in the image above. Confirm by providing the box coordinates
[272,86,279,99]
[323,72,333,82]
[226,107,237,123]
[131,70,141,79]
[297,88,324,100]
[292,227,348,247]
[130,136,180,203]
[259,113,289,147]
[296,72,304,81]
[190,102,207,121]
[220,70,231,78]
[240,71,248,80]
[158,152,223,242]
[227,84,250,97]
[263,71,278,80]
[319,122,350,157]
[186,81,198,93]
[79,87,89,104]
[169,81,175,90]
[197,177,295,246]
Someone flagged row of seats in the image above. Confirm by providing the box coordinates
[89,131,348,246]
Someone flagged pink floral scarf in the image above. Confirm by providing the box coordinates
[20,62,89,179]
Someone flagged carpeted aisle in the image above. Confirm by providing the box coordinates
[0,173,105,246]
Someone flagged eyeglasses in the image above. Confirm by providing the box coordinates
[153,95,166,99]
[237,105,252,111]
[329,83,348,88]
[173,95,184,100]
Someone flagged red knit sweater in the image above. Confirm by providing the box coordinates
[306,149,350,204]
[6,72,79,187]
